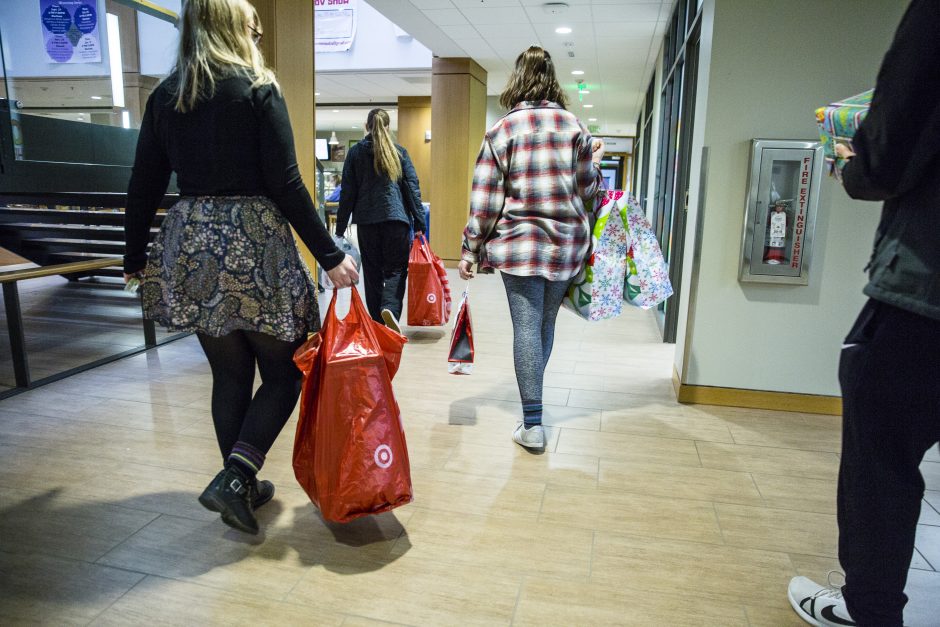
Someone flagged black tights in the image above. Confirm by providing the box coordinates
[197,330,305,462]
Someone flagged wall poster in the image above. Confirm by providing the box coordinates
[314,0,357,53]
[40,0,102,64]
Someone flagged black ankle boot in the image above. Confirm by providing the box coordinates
[198,465,258,534]
[250,478,275,510]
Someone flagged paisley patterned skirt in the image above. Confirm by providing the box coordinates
[140,196,319,342]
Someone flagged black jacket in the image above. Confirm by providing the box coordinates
[842,0,940,321]
[335,136,426,238]
[124,74,343,274]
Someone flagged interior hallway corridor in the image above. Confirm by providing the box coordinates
[1,270,938,626]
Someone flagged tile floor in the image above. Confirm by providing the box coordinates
[0,271,938,625]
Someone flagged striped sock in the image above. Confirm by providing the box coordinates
[227,441,265,477]
[522,400,543,428]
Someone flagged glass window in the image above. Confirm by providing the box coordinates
[0,1,178,166]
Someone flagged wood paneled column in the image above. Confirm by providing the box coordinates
[397,96,432,205]
[248,0,317,270]
[430,58,487,263]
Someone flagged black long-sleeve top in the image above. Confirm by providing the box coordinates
[124,73,343,274]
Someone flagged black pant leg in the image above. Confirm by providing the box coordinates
[356,223,384,322]
[837,300,940,626]
[379,222,412,320]
[196,331,256,460]
[235,331,306,455]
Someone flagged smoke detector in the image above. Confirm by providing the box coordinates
[542,2,569,16]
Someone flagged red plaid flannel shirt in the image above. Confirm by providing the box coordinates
[461,101,602,281]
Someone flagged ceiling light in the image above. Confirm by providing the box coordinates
[578,90,590,95]
[315,92,320,96]
[583,104,593,108]
[571,70,584,75]
[106,13,125,108]
[555,26,572,34]
[90,95,102,100]
[328,131,339,145]
[351,125,357,129]
[332,109,339,113]
[588,118,597,121]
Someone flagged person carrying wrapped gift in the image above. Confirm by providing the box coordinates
[786,1,940,625]
[458,45,604,451]
[335,108,427,333]
[123,0,358,535]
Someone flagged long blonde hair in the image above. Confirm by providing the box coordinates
[172,0,278,112]
[499,46,567,110]
[367,108,401,181]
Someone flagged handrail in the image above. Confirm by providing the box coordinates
[0,258,118,284]
[0,192,179,208]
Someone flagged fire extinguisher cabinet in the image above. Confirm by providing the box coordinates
[739,139,825,285]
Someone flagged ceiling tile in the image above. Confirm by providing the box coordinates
[592,21,660,38]
[472,23,538,41]
[423,8,469,25]
[591,3,662,22]
[449,0,520,6]
[438,23,482,38]
[409,0,455,9]
[457,6,530,24]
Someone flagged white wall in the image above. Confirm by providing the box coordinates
[675,0,907,396]
[316,0,431,72]
[1,0,110,77]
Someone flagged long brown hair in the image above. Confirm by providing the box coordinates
[499,46,567,110]
[367,108,402,181]
[172,0,277,113]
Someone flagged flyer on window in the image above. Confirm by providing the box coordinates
[40,0,102,64]
[314,0,357,53]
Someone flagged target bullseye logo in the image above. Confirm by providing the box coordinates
[427,293,437,304]
[374,444,393,468]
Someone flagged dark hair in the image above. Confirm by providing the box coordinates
[499,46,567,110]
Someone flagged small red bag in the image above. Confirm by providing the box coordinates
[292,289,412,523]
[447,287,474,375]
[407,235,451,326]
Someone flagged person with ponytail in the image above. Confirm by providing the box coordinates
[123,0,358,535]
[335,108,427,331]
[459,46,604,451]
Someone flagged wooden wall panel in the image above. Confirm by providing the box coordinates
[397,96,432,205]
[430,58,487,263]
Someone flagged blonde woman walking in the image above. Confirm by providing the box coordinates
[459,46,604,450]
[123,0,358,535]
[335,108,426,332]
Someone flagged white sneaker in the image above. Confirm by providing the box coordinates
[788,572,856,626]
[512,423,545,450]
[381,309,402,334]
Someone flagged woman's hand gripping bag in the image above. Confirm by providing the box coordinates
[292,288,412,523]
[407,235,452,326]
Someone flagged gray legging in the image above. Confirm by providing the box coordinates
[501,272,570,412]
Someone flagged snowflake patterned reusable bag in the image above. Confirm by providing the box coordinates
[563,190,630,321]
[622,195,673,309]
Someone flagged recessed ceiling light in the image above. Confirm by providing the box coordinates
[351,125,357,128]
[555,26,572,34]
[578,90,590,95]
[332,109,339,113]
[90,95,102,100]
[588,118,597,121]
[583,104,594,108]
[571,70,584,75]
[315,92,321,96]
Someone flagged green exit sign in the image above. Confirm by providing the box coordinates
[588,124,600,133]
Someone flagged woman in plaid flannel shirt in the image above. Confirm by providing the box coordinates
[459,46,605,450]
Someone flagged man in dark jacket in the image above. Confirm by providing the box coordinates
[787,2,940,626]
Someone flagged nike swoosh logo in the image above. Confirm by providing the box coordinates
[820,603,856,626]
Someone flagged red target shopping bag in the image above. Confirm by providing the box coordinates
[407,235,451,326]
[292,288,412,523]
[447,286,474,375]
